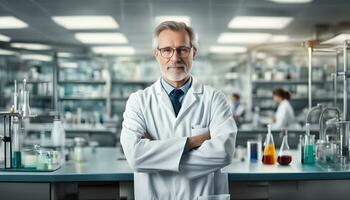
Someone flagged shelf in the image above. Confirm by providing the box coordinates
[252,80,338,85]
[59,80,106,84]
[26,123,116,133]
[59,96,107,101]
[253,96,337,101]
[31,95,52,100]
[111,97,129,101]
[5,80,50,85]
[1,95,52,100]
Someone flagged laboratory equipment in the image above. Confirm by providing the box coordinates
[20,79,31,118]
[52,118,63,146]
[74,137,86,162]
[302,123,315,164]
[277,130,292,166]
[12,118,22,168]
[304,135,316,164]
[36,149,48,170]
[334,121,350,160]
[247,140,261,162]
[0,80,29,169]
[89,141,99,154]
[22,148,38,168]
[0,79,60,172]
[300,135,304,163]
[51,116,66,164]
[316,139,334,164]
[305,41,350,165]
[13,80,22,168]
[315,107,342,164]
[262,124,276,165]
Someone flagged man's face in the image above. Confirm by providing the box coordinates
[154,29,197,82]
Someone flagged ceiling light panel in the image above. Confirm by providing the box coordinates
[0,49,16,55]
[217,33,272,44]
[0,34,10,42]
[228,16,293,29]
[91,46,135,55]
[57,52,73,58]
[155,16,191,26]
[209,46,247,54]
[75,33,128,44]
[0,16,28,29]
[269,35,290,42]
[11,43,51,50]
[52,16,119,30]
[21,54,52,62]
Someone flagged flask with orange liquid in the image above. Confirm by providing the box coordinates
[262,124,276,165]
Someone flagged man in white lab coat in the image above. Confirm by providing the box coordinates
[120,21,237,200]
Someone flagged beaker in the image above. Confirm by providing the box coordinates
[335,121,350,159]
[303,134,315,164]
[262,124,276,165]
[316,139,332,164]
[247,140,261,162]
[36,150,48,170]
[277,130,292,165]
[74,137,85,162]
[12,118,22,168]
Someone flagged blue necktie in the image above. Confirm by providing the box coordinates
[170,89,184,117]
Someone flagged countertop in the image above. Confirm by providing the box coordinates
[0,147,349,182]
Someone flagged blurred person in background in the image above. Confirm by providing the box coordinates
[230,93,245,126]
[271,88,297,129]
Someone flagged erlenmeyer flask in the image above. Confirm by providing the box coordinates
[262,124,276,165]
[21,79,31,118]
[277,130,292,165]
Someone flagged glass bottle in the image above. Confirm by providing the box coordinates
[277,130,292,165]
[12,118,22,168]
[74,137,85,162]
[262,124,276,165]
[305,135,316,164]
[21,79,31,118]
[304,123,315,164]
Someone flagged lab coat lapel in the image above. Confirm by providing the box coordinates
[155,79,176,118]
[176,78,203,120]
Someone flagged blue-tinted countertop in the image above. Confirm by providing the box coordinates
[0,147,350,182]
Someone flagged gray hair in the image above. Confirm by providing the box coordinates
[152,21,198,50]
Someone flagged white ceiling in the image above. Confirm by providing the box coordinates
[0,0,349,56]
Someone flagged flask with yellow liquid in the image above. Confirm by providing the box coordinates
[262,124,276,165]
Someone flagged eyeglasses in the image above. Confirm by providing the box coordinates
[157,46,192,58]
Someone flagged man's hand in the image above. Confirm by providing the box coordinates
[142,132,152,140]
[187,133,211,150]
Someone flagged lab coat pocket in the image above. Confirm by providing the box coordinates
[191,126,209,136]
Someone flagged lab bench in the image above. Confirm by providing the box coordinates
[1,148,350,200]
